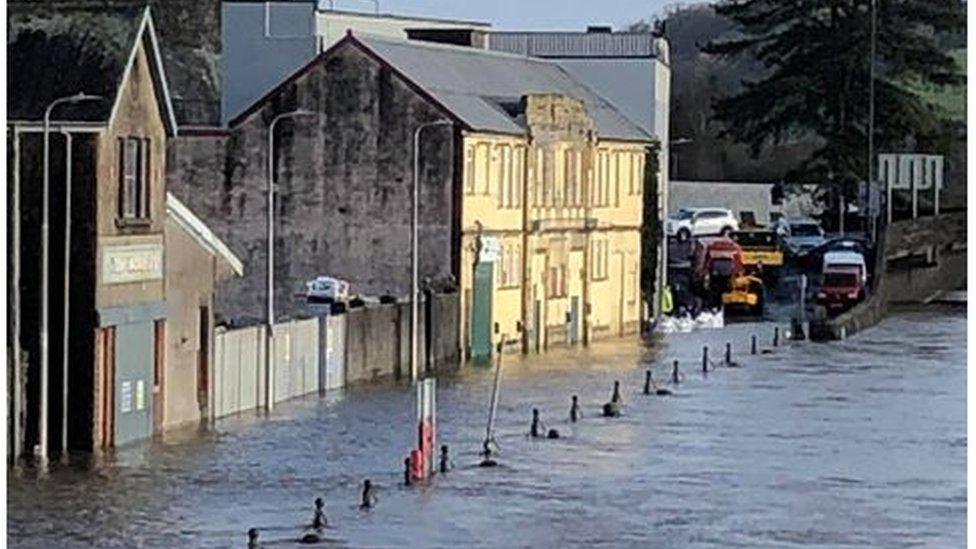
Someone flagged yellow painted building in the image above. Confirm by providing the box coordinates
[459,94,653,359]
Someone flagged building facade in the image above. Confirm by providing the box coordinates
[8,5,240,459]
[171,33,655,361]
[460,95,647,358]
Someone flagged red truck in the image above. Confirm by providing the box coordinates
[692,237,745,305]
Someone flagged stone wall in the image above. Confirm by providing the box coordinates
[168,42,458,323]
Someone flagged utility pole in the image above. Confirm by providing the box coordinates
[265,109,316,411]
[40,92,100,467]
[411,119,452,383]
[868,0,877,239]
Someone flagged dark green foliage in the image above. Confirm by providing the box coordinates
[641,142,661,318]
[704,0,965,188]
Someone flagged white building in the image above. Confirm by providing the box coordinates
[221,2,490,124]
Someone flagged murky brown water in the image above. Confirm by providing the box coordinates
[8,306,966,548]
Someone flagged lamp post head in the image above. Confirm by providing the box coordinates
[68,92,103,103]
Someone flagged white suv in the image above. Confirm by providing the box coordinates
[667,208,739,241]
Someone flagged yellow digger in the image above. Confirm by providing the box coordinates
[721,272,765,316]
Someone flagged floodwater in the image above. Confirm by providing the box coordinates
[8,306,966,548]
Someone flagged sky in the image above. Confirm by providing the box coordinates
[331,0,679,31]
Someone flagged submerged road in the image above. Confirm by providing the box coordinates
[8,306,965,548]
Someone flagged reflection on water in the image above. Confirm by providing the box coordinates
[9,306,966,548]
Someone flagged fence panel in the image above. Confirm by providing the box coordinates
[325,314,346,390]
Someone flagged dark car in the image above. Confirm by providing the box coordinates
[800,236,871,273]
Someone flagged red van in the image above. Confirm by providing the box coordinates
[692,237,745,302]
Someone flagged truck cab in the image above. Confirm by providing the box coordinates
[692,237,745,305]
[817,251,867,313]
[728,229,784,284]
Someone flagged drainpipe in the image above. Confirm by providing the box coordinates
[60,130,73,461]
[520,137,532,354]
[11,125,22,465]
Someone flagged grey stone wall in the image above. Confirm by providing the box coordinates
[168,43,458,323]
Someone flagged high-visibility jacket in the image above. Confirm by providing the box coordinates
[662,285,674,315]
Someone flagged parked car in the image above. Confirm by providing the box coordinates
[774,217,826,256]
[800,236,870,272]
[817,250,867,313]
[305,276,352,303]
[667,208,739,241]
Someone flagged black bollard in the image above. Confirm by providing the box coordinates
[439,445,449,474]
[404,457,412,486]
[643,370,652,395]
[773,326,780,347]
[672,360,681,384]
[751,335,757,355]
[247,528,260,549]
[725,342,732,364]
[702,345,709,372]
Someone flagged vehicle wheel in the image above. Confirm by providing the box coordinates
[677,228,691,242]
[720,226,733,237]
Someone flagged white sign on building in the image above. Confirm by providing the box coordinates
[101,243,164,284]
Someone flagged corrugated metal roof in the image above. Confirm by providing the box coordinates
[487,32,663,59]
[356,33,650,142]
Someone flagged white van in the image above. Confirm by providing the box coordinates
[822,251,867,285]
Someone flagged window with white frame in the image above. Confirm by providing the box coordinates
[118,137,150,220]
[500,243,521,288]
[591,239,609,280]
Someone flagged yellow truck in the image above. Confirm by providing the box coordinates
[722,273,765,315]
[729,230,784,284]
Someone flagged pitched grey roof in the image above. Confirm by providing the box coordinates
[355,33,651,142]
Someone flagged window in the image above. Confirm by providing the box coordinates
[547,264,567,298]
[474,144,489,195]
[632,153,643,195]
[575,151,583,206]
[490,145,501,197]
[497,145,510,208]
[544,150,555,207]
[464,145,475,194]
[553,149,564,206]
[613,152,621,207]
[564,149,575,206]
[500,243,521,288]
[601,151,611,207]
[591,240,609,280]
[513,147,524,208]
[118,137,150,220]
[534,148,545,206]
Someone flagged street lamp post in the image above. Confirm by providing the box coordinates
[266,109,316,412]
[868,0,877,239]
[411,119,452,384]
[40,92,101,466]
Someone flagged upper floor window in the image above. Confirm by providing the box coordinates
[591,239,609,280]
[499,243,521,288]
[547,263,567,298]
[464,145,475,194]
[118,137,150,221]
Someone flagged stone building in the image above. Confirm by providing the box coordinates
[170,33,657,359]
[7,5,239,460]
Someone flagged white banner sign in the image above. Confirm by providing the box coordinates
[878,153,943,191]
[479,236,502,263]
[101,243,164,284]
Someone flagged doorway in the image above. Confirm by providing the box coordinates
[152,320,165,435]
[197,306,209,417]
[470,262,493,360]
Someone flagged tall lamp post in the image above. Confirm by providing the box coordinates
[40,92,101,467]
[411,119,452,384]
[867,0,878,239]
[266,109,317,412]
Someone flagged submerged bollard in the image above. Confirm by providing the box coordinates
[751,335,757,355]
[439,445,450,474]
[643,370,652,395]
[725,342,732,364]
[773,326,780,347]
[247,528,260,549]
[404,457,412,486]
[672,360,681,384]
[702,345,709,372]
